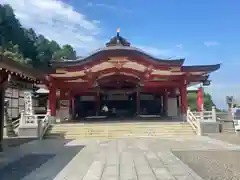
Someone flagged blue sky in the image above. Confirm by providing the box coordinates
[1,0,240,108]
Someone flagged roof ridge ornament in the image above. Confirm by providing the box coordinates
[105,28,131,47]
[117,28,120,37]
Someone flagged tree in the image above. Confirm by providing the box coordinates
[0,4,77,69]
[187,91,215,111]
[53,44,76,60]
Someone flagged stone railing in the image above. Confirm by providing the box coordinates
[187,106,218,135]
[192,106,217,121]
[18,110,51,138]
[187,107,202,135]
[38,110,51,140]
[216,112,237,133]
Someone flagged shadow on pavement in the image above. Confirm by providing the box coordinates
[0,154,55,180]
[3,137,36,148]
[0,138,85,180]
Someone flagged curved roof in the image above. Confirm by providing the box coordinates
[52,46,185,68]
[52,32,185,68]
[182,64,221,72]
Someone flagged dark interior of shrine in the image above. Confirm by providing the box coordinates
[73,93,164,120]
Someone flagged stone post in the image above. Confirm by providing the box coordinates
[186,107,190,121]
[37,119,41,140]
[212,106,217,122]
[200,109,204,121]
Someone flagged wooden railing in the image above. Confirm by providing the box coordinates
[187,108,201,135]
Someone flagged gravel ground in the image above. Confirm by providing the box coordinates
[173,150,240,180]
[207,134,240,145]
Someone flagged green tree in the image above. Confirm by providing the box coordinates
[53,44,76,60]
[0,4,77,68]
[187,91,215,111]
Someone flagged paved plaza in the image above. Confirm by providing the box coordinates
[1,136,240,180]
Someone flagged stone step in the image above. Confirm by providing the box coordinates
[53,123,189,127]
[49,129,194,133]
[49,126,194,130]
[45,134,195,140]
[50,125,193,130]
[45,122,196,139]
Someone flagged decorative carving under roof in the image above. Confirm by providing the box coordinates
[106,29,131,47]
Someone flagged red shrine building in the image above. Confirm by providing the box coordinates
[46,31,220,121]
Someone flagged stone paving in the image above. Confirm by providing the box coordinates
[0,136,240,180]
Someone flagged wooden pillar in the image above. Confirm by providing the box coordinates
[71,96,75,119]
[49,84,56,116]
[0,86,5,151]
[136,89,140,115]
[159,95,163,114]
[95,92,100,116]
[180,84,188,116]
[0,72,8,151]
[163,89,168,116]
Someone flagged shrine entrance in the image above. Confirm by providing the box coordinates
[74,92,137,119]
[72,90,166,121]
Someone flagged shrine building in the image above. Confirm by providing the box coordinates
[46,31,220,121]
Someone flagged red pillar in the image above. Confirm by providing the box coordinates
[49,85,56,116]
[197,87,204,111]
[180,84,188,115]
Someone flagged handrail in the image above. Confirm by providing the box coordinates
[187,108,201,135]
[12,118,20,129]
[187,110,198,130]
[38,110,51,140]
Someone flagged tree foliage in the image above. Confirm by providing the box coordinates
[188,91,215,111]
[0,4,76,68]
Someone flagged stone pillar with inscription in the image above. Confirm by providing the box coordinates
[24,91,33,115]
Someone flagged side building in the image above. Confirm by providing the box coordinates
[0,56,43,149]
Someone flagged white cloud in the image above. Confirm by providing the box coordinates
[0,0,103,54]
[176,44,183,49]
[87,2,131,13]
[204,41,219,47]
[87,2,115,9]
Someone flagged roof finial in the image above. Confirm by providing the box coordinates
[117,28,120,36]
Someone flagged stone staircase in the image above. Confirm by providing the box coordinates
[217,112,236,134]
[45,122,196,139]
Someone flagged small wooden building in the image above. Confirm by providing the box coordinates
[0,56,43,150]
